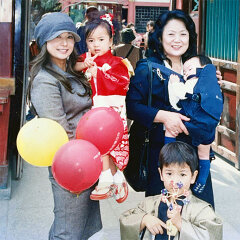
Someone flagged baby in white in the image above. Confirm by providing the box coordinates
[168,56,202,111]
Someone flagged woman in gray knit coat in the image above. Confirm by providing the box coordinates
[27,12,102,240]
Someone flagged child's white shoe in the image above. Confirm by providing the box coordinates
[90,169,115,200]
[90,182,116,200]
[113,170,129,203]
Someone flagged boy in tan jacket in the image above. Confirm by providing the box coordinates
[120,142,222,240]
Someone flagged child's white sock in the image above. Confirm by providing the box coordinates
[113,169,125,184]
[98,169,113,183]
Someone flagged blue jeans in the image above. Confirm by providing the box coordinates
[48,168,102,240]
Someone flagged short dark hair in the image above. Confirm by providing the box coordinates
[127,23,135,28]
[121,28,136,44]
[149,10,197,62]
[85,7,99,22]
[86,6,98,15]
[192,54,212,66]
[147,20,155,28]
[159,142,198,174]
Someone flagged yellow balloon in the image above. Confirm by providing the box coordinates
[17,118,69,166]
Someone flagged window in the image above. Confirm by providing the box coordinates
[135,6,168,33]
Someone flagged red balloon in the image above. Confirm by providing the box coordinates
[52,140,102,192]
[76,107,124,155]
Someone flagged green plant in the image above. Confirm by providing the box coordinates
[40,0,61,12]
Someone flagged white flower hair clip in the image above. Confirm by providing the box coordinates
[100,13,114,35]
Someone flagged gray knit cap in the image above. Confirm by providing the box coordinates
[34,12,80,48]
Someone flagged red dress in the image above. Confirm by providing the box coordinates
[79,50,130,170]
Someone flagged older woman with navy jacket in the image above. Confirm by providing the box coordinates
[126,10,217,207]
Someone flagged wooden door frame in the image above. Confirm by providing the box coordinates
[198,0,240,169]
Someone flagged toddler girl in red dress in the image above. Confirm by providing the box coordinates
[75,13,130,203]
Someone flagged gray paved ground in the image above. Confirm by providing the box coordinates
[0,155,240,240]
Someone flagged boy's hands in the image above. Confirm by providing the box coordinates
[141,214,166,235]
[140,204,181,236]
[167,203,182,231]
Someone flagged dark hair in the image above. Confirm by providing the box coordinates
[27,44,91,103]
[85,11,113,40]
[147,20,155,28]
[149,10,197,63]
[159,141,198,174]
[86,6,98,15]
[127,23,135,28]
[85,7,99,22]
[189,54,212,66]
[121,28,136,44]
[85,11,121,45]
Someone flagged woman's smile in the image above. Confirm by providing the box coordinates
[57,48,69,54]
[171,45,182,50]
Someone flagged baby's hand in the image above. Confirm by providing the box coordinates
[141,214,166,235]
[169,74,180,84]
[84,51,99,68]
[167,203,182,231]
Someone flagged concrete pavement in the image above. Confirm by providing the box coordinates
[0,156,240,240]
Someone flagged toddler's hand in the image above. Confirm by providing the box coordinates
[167,203,182,231]
[141,214,166,235]
[84,51,99,68]
[87,63,98,78]
[169,74,180,84]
